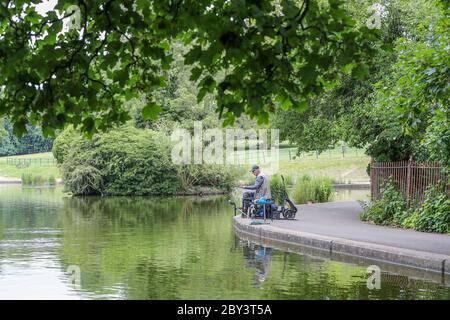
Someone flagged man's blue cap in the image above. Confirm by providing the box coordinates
[250,165,259,172]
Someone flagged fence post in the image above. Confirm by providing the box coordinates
[406,159,412,207]
[370,160,374,200]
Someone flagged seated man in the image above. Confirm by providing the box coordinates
[240,165,271,213]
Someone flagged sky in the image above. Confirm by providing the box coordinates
[35,0,57,15]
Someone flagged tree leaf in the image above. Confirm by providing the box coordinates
[142,103,162,120]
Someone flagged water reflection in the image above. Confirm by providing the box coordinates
[0,186,449,300]
[334,187,370,202]
[240,240,272,287]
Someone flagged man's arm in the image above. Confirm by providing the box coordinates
[243,175,264,190]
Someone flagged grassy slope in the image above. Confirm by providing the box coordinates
[279,156,370,183]
[0,149,370,182]
[0,152,60,178]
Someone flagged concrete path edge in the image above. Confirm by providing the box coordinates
[233,216,450,275]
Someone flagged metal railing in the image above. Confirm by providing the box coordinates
[370,160,448,206]
[0,157,56,167]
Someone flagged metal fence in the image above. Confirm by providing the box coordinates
[233,146,367,163]
[0,157,56,167]
[370,161,448,206]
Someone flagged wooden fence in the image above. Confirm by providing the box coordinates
[370,161,448,206]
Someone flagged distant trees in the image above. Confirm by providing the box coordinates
[274,0,449,169]
[0,118,54,156]
[1,0,379,135]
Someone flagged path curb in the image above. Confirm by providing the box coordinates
[233,216,450,275]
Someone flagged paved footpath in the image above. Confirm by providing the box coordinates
[266,201,450,256]
[234,201,450,273]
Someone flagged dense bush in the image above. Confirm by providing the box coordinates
[57,126,238,196]
[21,173,32,186]
[52,127,84,164]
[64,165,104,196]
[270,174,286,205]
[48,175,57,186]
[402,184,450,233]
[269,174,293,205]
[291,175,334,204]
[362,180,449,234]
[176,164,238,192]
[361,179,406,225]
[60,126,180,196]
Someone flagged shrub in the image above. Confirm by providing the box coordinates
[32,175,45,186]
[361,179,449,233]
[64,165,104,196]
[361,179,406,225]
[291,175,334,204]
[284,175,294,187]
[270,174,287,205]
[176,164,239,192]
[191,164,238,191]
[48,175,57,186]
[52,127,83,164]
[402,184,450,233]
[21,173,53,187]
[21,173,32,186]
[59,126,180,196]
[56,125,243,196]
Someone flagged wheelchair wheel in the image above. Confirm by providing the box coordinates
[282,209,296,219]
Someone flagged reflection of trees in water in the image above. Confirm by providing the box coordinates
[130,257,188,299]
[56,195,260,298]
[59,195,227,228]
[0,187,64,230]
[3,187,449,299]
[0,187,65,263]
[236,238,450,300]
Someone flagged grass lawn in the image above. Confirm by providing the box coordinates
[0,152,54,159]
[239,147,370,183]
[0,152,60,179]
[236,150,370,185]
[279,156,371,183]
[0,148,370,183]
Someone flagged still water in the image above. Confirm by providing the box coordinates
[0,186,449,300]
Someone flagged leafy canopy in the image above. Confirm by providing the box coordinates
[0,0,379,136]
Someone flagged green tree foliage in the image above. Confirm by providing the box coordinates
[0,119,6,139]
[403,184,450,233]
[58,126,180,196]
[376,11,449,168]
[360,179,406,225]
[0,118,54,156]
[52,126,83,163]
[130,44,227,134]
[362,180,450,233]
[0,0,379,135]
[273,0,449,166]
[55,125,239,195]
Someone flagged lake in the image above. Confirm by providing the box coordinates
[0,186,448,299]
